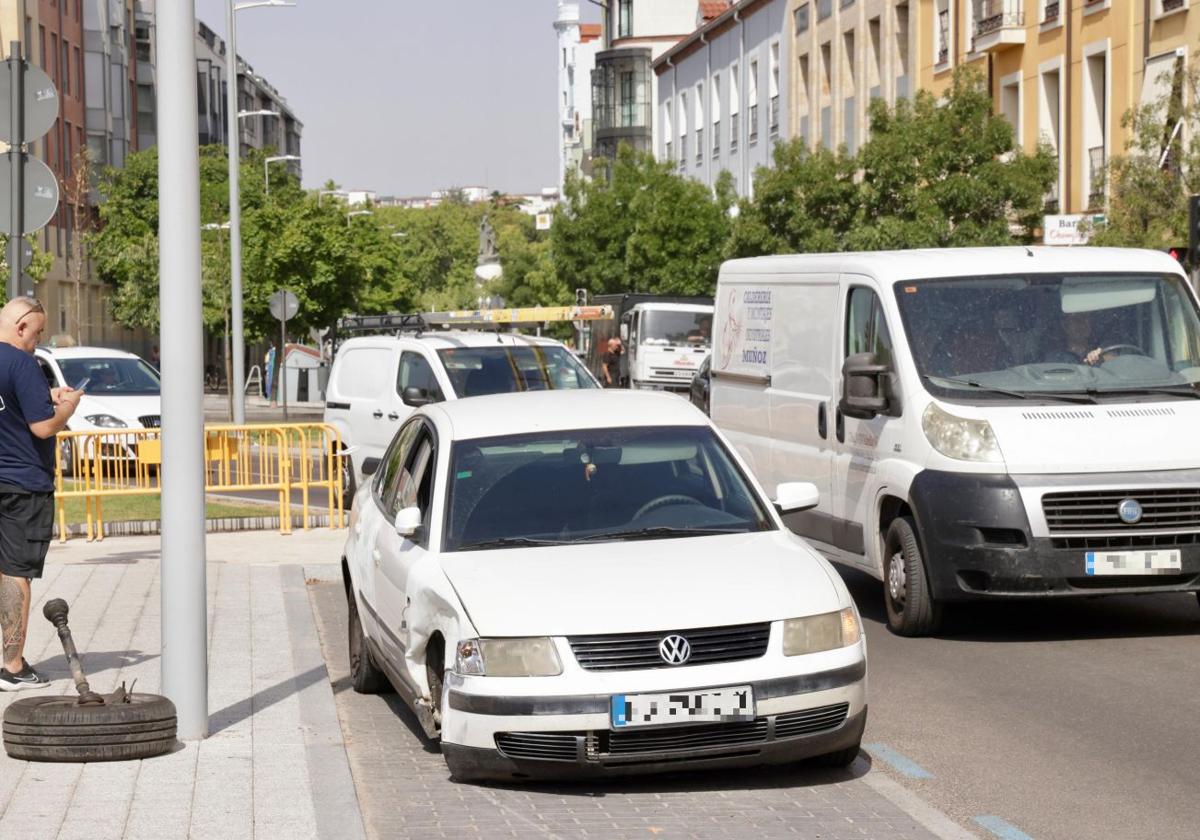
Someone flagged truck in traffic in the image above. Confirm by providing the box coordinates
[585,294,713,392]
[710,247,1200,636]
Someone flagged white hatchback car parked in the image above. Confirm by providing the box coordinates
[342,390,867,781]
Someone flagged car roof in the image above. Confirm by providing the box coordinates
[337,331,568,352]
[37,346,141,360]
[719,246,1186,283]
[423,390,709,442]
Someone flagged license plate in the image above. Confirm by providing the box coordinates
[611,685,755,729]
[1085,550,1182,576]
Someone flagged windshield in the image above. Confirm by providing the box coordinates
[58,357,161,395]
[437,345,597,397]
[444,425,773,551]
[894,273,1200,401]
[641,310,713,348]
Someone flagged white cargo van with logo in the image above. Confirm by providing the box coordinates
[324,331,599,498]
[711,247,1200,635]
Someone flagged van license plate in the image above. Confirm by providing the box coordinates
[1085,550,1182,576]
[611,686,755,728]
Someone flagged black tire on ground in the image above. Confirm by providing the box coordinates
[809,744,861,768]
[3,693,176,762]
[883,516,943,637]
[348,590,388,694]
[426,643,445,738]
[58,438,74,479]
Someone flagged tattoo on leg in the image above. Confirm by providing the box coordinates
[0,576,27,666]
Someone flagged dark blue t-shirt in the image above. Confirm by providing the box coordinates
[0,344,56,492]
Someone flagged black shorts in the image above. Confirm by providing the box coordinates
[0,485,55,579]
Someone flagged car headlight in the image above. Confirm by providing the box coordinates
[84,414,127,429]
[454,638,562,677]
[921,402,1002,463]
[782,607,861,656]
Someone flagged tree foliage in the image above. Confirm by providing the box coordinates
[1088,53,1200,249]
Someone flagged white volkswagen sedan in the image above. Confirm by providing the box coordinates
[341,390,866,781]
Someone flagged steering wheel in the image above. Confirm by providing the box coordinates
[1098,344,1148,357]
[633,494,704,520]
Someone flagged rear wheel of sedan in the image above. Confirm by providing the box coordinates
[347,590,388,694]
[883,516,942,637]
[338,449,357,507]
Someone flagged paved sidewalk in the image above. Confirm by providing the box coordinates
[0,528,358,840]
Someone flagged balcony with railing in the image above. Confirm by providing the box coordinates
[974,0,1025,51]
[1043,1,1060,22]
[1088,145,1106,208]
[1161,0,1185,12]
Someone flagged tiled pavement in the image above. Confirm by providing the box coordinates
[310,581,972,840]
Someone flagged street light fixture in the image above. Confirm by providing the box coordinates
[264,155,301,195]
[347,210,372,227]
[317,189,343,206]
[225,0,296,425]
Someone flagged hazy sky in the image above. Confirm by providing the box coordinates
[192,0,600,197]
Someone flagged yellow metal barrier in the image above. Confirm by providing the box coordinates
[53,423,346,542]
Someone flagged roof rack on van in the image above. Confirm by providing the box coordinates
[336,313,429,335]
[420,305,613,327]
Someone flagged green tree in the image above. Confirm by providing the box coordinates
[1088,54,1200,249]
[553,146,732,297]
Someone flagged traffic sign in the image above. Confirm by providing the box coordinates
[0,153,59,234]
[269,289,299,322]
[0,62,57,145]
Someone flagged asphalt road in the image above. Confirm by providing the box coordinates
[842,566,1200,840]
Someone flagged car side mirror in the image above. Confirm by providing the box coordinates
[394,506,422,538]
[839,352,891,420]
[773,482,819,514]
[401,386,434,407]
[361,457,380,477]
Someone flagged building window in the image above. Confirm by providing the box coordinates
[935,0,950,66]
[769,42,780,137]
[795,3,810,34]
[1083,46,1108,208]
[618,0,632,39]
[694,83,704,165]
[679,90,688,167]
[843,32,856,153]
[1158,0,1187,16]
[711,74,721,156]
[817,0,833,21]
[74,47,81,99]
[895,3,910,98]
[730,64,740,152]
[797,53,811,141]
[620,71,635,126]
[1038,64,1062,211]
[1000,73,1021,146]
[749,60,759,143]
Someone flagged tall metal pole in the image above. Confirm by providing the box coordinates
[225,1,247,424]
[7,41,24,299]
[158,0,209,741]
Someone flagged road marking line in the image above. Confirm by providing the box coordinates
[854,757,978,840]
[864,742,934,779]
[973,816,1035,840]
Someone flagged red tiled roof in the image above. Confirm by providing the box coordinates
[700,1,732,21]
[580,23,602,42]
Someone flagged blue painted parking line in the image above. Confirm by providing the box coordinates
[862,743,933,779]
[973,815,1035,840]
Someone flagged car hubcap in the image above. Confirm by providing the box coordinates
[888,551,907,606]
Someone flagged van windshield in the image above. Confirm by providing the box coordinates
[893,273,1200,401]
[438,345,597,397]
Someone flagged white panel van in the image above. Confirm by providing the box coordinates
[711,247,1200,635]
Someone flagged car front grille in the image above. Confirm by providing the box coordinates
[495,702,850,764]
[568,623,770,671]
[138,415,162,428]
[1052,533,1200,551]
[1042,488,1200,533]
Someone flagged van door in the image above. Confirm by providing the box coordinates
[767,277,840,546]
[334,345,400,475]
[833,279,901,570]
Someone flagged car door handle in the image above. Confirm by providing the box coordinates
[817,402,828,440]
[387,412,399,421]
[372,410,383,419]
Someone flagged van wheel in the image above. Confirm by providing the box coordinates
[348,590,388,694]
[58,438,75,479]
[883,517,942,637]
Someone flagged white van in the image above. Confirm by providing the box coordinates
[324,330,599,497]
[711,247,1200,635]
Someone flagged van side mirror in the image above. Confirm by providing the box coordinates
[773,482,819,513]
[401,386,433,407]
[394,506,422,538]
[839,352,891,420]
[619,323,629,342]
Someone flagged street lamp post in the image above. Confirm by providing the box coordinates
[265,154,301,194]
[225,0,295,425]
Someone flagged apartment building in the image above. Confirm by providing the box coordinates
[923,0,1199,215]
[654,0,790,196]
[554,2,602,189]
[592,0,718,164]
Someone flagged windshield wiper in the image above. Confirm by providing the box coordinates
[1084,385,1200,400]
[456,536,569,551]
[922,375,1097,404]
[573,526,745,543]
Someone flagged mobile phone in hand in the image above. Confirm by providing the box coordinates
[72,377,90,393]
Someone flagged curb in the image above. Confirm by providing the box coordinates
[854,756,979,840]
[61,513,344,539]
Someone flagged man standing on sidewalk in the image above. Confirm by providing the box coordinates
[0,298,80,690]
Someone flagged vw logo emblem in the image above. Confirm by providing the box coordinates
[658,634,691,665]
[1117,498,1143,525]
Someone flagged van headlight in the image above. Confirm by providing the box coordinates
[921,402,1002,463]
[84,414,127,429]
[454,638,562,677]
[782,607,861,656]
